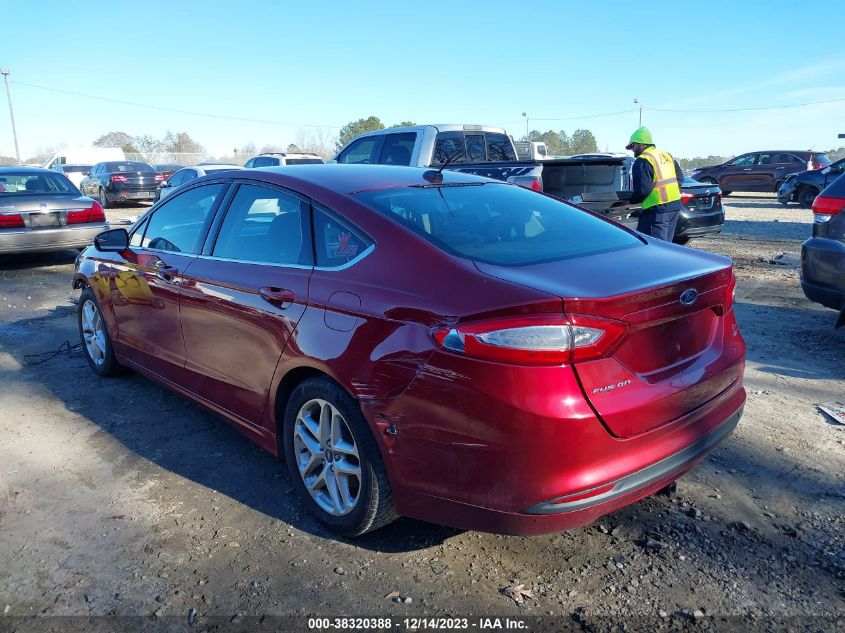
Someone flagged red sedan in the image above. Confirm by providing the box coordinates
[73,165,745,536]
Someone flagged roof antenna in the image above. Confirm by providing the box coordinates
[423,147,464,183]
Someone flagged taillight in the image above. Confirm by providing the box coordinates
[0,213,24,229]
[67,201,106,224]
[111,174,128,183]
[433,314,629,365]
[812,194,845,223]
[725,272,737,312]
[154,173,164,182]
[680,192,694,206]
[506,175,543,191]
[811,161,826,170]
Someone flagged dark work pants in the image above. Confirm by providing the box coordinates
[637,209,679,242]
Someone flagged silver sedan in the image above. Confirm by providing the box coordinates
[0,167,107,255]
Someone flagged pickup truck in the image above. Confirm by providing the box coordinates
[335,127,723,244]
[333,124,518,167]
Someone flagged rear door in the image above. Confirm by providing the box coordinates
[178,182,313,424]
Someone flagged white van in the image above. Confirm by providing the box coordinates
[42,147,125,171]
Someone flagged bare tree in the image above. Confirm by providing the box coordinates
[294,127,339,159]
[94,131,137,153]
[259,144,285,154]
[133,135,164,163]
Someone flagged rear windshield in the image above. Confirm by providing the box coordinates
[106,161,156,173]
[356,182,642,266]
[285,158,325,165]
[0,172,79,195]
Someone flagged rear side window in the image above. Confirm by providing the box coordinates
[771,153,803,164]
[313,205,372,267]
[486,133,516,161]
[140,183,224,253]
[380,133,416,165]
[213,184,310,265]
[252,156,280,167]
[338,138,380,164]
[356,183,642,266]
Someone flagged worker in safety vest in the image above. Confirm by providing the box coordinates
[626,127,684,242]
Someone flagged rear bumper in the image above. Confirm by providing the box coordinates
[676,209,724,238]
[0,225,106,254]
[801,237,845,310]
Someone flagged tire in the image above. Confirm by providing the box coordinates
[78,286,126,377]
[798,187,818,209]
[283,377,396,536]
[99,187,111,209]
[673,235,691,246]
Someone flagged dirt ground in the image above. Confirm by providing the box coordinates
[0,196,843,632]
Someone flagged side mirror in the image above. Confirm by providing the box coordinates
[94,228,129,252]
[82,171,90,177]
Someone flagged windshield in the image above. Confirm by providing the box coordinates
[356,183,642,266]
[0,172,79,195]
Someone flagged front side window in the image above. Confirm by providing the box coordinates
[338,138,380,164]
[729,154,756,167]
[212,184,310,265]
[356,182,642,266]
[313,205,372,267]
[139,183,224,253]
[244,158,256,168]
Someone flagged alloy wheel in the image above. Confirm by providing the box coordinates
[81,299,106,366]
[293,398,362,516]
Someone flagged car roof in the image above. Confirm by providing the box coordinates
[229,164,499,195]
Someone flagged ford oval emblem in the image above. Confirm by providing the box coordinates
[680,289,698,306]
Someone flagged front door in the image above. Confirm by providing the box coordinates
[110,182,227,383]
[179,183,313,424]
[721,153,758,191]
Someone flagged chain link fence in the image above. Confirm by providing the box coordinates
[124,152,257,167]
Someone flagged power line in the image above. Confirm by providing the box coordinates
[650,96,845,113]
[527,108,639,122]
[11,80,341,129]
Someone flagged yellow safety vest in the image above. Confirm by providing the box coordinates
[639,146,681,210]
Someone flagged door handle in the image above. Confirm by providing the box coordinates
[742,168,752,171]
[259,286,296,306]
[153,260,179,282]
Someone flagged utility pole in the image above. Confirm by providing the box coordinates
[1,68,20,164]
[634,98,642,127]
[521,112,528,139]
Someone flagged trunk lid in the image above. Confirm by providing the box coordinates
[0,194,98,230]
[475,244,742,438]
[681,181,722,214]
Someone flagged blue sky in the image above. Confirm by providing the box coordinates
[2,0,845,159]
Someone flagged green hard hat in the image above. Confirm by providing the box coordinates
[626,127,653,149]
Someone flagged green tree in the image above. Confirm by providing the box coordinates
[389,121,416,128]
[570,129,598,154]
[337,116,384,150]
[524,130,571,156]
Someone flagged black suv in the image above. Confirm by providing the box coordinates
[801,172,845,327]
[690,151,830,195]
[778,158,845,208]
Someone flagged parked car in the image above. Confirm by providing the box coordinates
[0,167,107,255]
[154,164,183,181]
[778,158,845,208]
[514,141,548,160]
[461,155,724,244]
[157,164,242,201]
[79,161,163,208]
[244,153,325,167]
[801,172,845,327]
[334,124,518,166]
[690,151,831,195]
[74,165,745,537]
[50,163,92,189]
